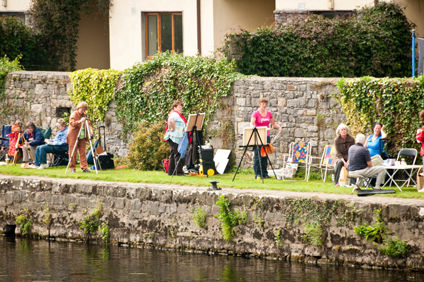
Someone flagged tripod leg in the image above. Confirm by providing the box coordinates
[232,144,250,182]
[85,120,98,174]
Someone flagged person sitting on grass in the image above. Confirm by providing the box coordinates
[29,119,68,169]
[348,133,386,190]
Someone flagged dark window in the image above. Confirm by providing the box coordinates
[55,107,71,118]
[145,12,183,58]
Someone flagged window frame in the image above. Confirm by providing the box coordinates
[144,12,183,58]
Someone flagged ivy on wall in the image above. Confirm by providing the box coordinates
[30,0,112,70]
[336,76,424,154]
[115,52,242,138]
[0,56,24,121]
[222,3,412,78]
[68,68,122,123]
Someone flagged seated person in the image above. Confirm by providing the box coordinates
[22,122,45,163]
[348,133,386,189]
[334,123,355,187]
[365,122,388,158]
[30,119,68,169]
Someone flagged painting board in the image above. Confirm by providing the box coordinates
[243,127,268,146]
[186,113,205,132]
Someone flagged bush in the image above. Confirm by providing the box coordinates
[380,237,408,258]
[0,17,48,70]
[115,52,241,138]
[69,68,122,123]
[222,3,412,77]
[337,76,424,155]
[127,120,169,170]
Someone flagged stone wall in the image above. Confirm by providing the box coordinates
[232,77,344,168]
[3,72,344,165]
[3,71,128,158]
[1,175,424,270]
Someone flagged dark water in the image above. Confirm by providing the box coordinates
[1,237,424,282]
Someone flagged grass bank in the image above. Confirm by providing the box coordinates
[0,165,422,199]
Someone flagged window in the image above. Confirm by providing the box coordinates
[145,12,183,58]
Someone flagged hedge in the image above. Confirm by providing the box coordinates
[222,3,412,78]
[337,76,424,155]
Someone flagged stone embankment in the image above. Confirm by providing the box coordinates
[1,175,424,270]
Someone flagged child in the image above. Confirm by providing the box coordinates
[416,110,424,189]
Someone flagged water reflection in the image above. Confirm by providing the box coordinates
[1,236,423,282]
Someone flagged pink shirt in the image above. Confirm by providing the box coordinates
[252,110,272,136]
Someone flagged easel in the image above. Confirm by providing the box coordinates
[65,118,99,174]
[171,113,205,176]
[232,127,278,183]
[13,132,34,165]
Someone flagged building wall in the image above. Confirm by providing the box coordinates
[76,9,110,69]
[0,0,30,11]
[275,0,375,10]
[109,0,199,70]
[394,0,424,37]
[212,0,275,51]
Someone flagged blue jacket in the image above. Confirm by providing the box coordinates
[24,127,45,146]
[53,127,68,146]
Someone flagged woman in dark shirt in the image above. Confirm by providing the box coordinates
[334,123,355,187]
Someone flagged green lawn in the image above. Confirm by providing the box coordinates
[0,165,422,199]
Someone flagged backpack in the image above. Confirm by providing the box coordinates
[163,158,169,173]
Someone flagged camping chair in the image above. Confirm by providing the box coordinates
[0,125,11,161]
[319,145,337,182]
[282,140,312,181]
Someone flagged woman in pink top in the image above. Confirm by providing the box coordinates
[250,97,283,179]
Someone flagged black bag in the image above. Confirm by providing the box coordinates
[97,153,115,170]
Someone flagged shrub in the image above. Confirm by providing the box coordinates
[380,237,408,258]
[215,195,247,242]
[354,209,386,244]
[0,17,48,70]
[115,52,241,138]
[68,68,122,123]
[222,3,411,77]
[127,120,169,170]
[337,76,424,155]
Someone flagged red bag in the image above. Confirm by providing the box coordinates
[163,158,169,173]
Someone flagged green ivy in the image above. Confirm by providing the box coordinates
[193,207,207,229]
[337,76,424,155]
[79,202,103,242]
[16,208,33,236]
[301,222,323,246]
[215,195,247,242]
[222,3,411,77]
[115,52,242,138]
[380,237,408,258]
[69,68,122,123]
[30,0,112,70]
[354,209,387,244]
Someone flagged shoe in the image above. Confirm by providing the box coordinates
[70,169,76,173]
[82,168,91,173]
[263,175,271,179]
[335,184,340,187]
[38,164,49,169]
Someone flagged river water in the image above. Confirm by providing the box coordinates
[1,236,423,282]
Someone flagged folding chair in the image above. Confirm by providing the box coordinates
[283,140,312,181]
[390,148,418,187]
[319,145,337,182]
[0,125,11,161]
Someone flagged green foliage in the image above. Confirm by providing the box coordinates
[79,202,103,236]
[68,68,122,123]
[380,237,408,258]
[16,208,33,236]
[126,120,169,170]
[29,0,111,70]
[222,3,411,77]
[215,195,247,242]
[301,222,323,246]
[337,76,424,155]
[42,203,52,228]
[0,55,23,95]
[274,229,283,247]
[0,17,48,70]
[115,52,241,138]
[98,222,110,245]
[193,207,207,229]
[354,209,387,244]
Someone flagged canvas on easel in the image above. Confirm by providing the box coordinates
[243,127,268,146]
[186,113,205,132]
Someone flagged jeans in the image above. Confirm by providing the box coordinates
[34,144,68,166]
[253,136,271,178]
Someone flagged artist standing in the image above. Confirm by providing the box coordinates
[250,97,282,179]
[164,100,187,176]
[67,102,91,173]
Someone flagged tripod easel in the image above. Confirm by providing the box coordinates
[232,127,278,183]
[65,118,99,174]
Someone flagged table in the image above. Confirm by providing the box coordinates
[380,164,422,191]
